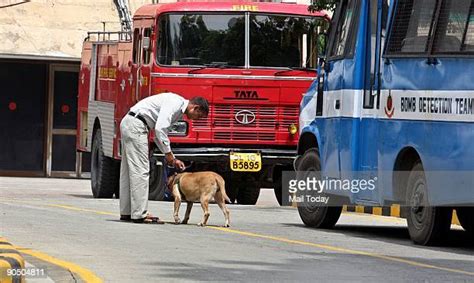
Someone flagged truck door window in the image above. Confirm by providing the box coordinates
[386,0,437,55]
[133,28,141,64]
[143,28,152,64]
[329,0,357,58]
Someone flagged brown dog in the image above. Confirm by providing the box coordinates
[167,171,231,227]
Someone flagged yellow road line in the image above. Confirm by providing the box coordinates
[46,204,117,216]
[17,247,102,283]
[207,227,474,277]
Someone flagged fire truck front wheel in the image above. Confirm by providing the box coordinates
[148,157,166,201]
[91,130,120,198]
[296,149,342,228]
[235,174,260,205]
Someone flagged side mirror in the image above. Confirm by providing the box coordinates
[143,37,151,51]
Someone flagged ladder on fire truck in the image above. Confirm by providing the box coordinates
[113,0,133,33]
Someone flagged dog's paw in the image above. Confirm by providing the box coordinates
[223,224,230,228]
[197,222,205,227]
[174,218,181,224]
[181,219,188,224]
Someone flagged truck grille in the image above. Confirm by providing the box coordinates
[193,104,298,141]
[214,131,276,141]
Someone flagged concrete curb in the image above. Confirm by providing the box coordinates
[0,237,25,283]
[343,205,461,225]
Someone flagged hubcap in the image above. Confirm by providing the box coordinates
[410,180,427,229]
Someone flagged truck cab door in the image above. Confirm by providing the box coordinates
[131,26,152,102]
[138,27,152,100]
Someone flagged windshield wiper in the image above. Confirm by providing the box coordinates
[188,62,240,74]
[274,67,317,76]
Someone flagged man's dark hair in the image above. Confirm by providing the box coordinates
[190,96,209,115]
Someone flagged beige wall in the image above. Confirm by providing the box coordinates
[0,0,314,60]
[0,0,150,59]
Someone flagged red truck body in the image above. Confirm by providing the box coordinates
[77,1,329,203]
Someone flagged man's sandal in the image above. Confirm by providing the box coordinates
[132,215,164,224]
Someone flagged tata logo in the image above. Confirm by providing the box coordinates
[234,90,259,99]
[235,110,256,125]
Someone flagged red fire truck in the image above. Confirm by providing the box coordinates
[76,1,329,204]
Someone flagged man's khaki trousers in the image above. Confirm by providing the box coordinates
[119,115,149,220]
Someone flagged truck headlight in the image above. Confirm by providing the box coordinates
[169,121,188,136]
[288,123,298,135]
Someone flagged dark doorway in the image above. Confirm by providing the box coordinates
[0,62,47,174]
[47,65,80,177]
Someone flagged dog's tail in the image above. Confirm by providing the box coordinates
[216,177,231,203]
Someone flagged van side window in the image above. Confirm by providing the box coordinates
[432,0,474,53]
[386,0,437,54]
[329,0,357,58]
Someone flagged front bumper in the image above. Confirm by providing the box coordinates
[153,147,296,165]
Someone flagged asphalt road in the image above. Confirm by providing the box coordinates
[0,177,473,282]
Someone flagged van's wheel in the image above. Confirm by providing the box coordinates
[456,208,474,235]
[148,156,166,201]
[296,149,341,228]
[406,162,452,245]
[236,176,260,205]
[91,129,119,198]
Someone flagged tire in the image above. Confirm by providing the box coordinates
[296,149,341,228]
[91,129,119,198]
[456,207,474,235]
[148,156,166,201]
[236,176,260,205]
[273,174,283,206]
[223,173,237,204]
[406,162,452,246]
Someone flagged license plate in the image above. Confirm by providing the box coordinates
[230,152,262,172]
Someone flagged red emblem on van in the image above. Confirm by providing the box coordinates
[384,91,395,118]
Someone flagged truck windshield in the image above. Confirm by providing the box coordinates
[157,13,245,66]
[250,14,320,68]
[157,12,325,69]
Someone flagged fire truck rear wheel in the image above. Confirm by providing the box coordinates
[456,207,474,235]
[406,162,452,246]
[296,149,342,228]
[91,130,119,198]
